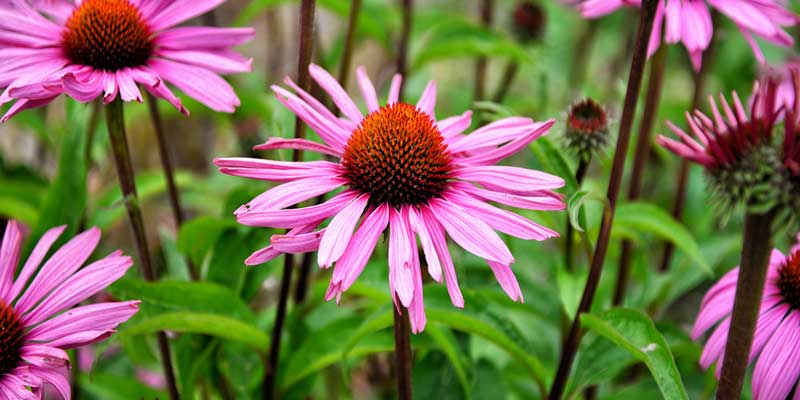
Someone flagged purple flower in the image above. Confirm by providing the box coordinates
[0,221,138,398]
[693,236,800,400]
[216,65,566,333]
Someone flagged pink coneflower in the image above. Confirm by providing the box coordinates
[692,237,800,400]
[656,78,779,170]
[0,221,138,398]
[215,65,565,333]
[575,0,798,70]
[0,0,254,121]
[657,77,784,209]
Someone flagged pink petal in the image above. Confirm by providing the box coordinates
[427,198,514,265]
[317,194,369,268]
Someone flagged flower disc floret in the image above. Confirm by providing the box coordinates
[342,103,453,208]
[62,0,153,71]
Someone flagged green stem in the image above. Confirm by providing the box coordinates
[105,98,181,400]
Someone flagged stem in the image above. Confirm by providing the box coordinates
[263,1,316,398]
[492,61,519,103]
[548,2,659,398]
[717,210,775,399]
[202,10,217,26]
[474,0,494,101]
[265,8,285,81]
[564,157,590,272]
[146,94,199,281]
[336,0,363,91]
[393,305,413,400]
[294,0,363,304]
[612,44,667,306]
[569,20,598,97]
[84,100,101,169]
[105,98,181,400]
[658,13,718,272]
[396,0,412,99]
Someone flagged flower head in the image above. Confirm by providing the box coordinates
[693,237,800,400]
[513,1,547,43]
[574,0,798,70]
[0,0,255,121]
[657,77,784,210]
[215,65,565,333]
[0,221,138,398]
[564,98,609,160]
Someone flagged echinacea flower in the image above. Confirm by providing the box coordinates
[0,0,254,121]
[692,237,800,400]
[574,0,798,70]
[215,65,565,333]
[564,97,609,160]
[0,221,138,398]
[656,77,783,209]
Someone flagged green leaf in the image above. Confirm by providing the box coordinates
[412,13,528,69]
[177,216,239,266]
[108,277,255,322]
[89,170,193,229]
[426,305,548,398]
[279,315,394,390]
[24,102,88,254]
[612,202,711,276]
[79,372,167,400]
[426,324,472,400]
[117,312,269,352]
[580,308,688,400]
[566,333,636,397]
[529,136,579,195]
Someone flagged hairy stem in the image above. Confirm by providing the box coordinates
[146,94,199,281]
[492,61,519,103]
[612,44,667,306]
[396,0,412,99]
[393,305,413,400]
[717,210,775,399]
[548,2,659,398]
[262,1,316,399]
[474,0,494,101]
[294,0,363,304]
[105,98,181,400]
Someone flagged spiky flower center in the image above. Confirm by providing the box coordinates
[779,250,800,309]
[0,300,24,376]
[62,0,153,71]
[341,103,453,207]
[567,99,607,134]
[565,98,608,160]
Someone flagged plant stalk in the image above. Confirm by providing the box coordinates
[659,17,717,271]
[569,20,598,97]
[474,0,494,101]
[396,0,412,99]
[492,61,519,103]
[393,305,413,400]
[263,1,316,399]
[717,210,775,399]
[548,2,659,398]
[612,43,667,306]
[294,0,363,304]
[105,98,181,400]
[146,94,199,281]
[564,157,590,272]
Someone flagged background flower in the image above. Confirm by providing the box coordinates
[0,221,138,398]
[0,0,254,120]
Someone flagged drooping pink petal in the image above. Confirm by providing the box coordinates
[318,194,369,268]
[427,198,514,265]
[752,311,800,400]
